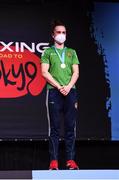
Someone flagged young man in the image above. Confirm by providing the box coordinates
[41,20,79,170]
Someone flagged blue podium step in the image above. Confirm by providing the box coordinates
[32,170,119,179]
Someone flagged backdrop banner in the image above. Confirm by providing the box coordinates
[0,0,111,140]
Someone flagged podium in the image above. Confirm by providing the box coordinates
[32,170,119,179]
[0,170,118,179]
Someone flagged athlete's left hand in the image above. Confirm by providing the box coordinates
[61,85,72,96]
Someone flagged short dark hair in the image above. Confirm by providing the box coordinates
[51,19,66,34]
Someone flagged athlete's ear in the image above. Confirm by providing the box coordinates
[52,33,54,38]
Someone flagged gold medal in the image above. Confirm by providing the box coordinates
[61,63,66,68]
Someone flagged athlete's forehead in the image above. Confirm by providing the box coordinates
[54,25,66,32]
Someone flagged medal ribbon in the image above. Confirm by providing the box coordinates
[53,46,66,65]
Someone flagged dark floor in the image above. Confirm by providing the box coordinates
[0,140,119,170]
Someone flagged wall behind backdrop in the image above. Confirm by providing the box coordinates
[0,0,112,140]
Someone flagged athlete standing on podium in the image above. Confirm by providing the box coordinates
[41,20,80,170]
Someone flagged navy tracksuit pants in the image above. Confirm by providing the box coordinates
[47,88,78,161]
